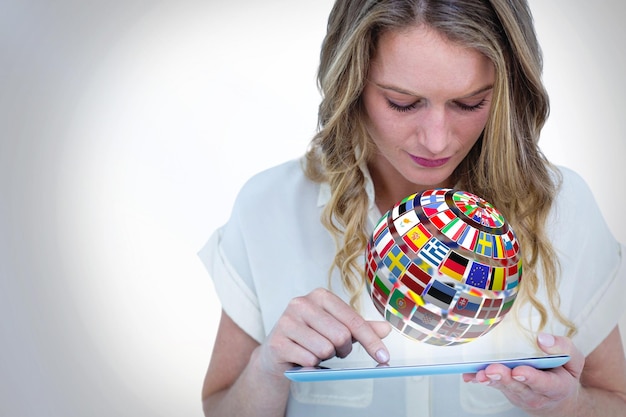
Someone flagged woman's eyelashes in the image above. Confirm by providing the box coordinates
[454,99,487,112]
[386,100,418,113]
[386,98,488,113]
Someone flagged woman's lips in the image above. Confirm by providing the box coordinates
[410,155,451,168]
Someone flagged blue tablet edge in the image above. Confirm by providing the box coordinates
[284,354,570,382]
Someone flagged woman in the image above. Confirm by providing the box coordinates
[200,1,626,415]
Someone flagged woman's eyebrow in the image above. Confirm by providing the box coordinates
[373,82,494,99]
[374,82,419,96]
[457,85,494,99]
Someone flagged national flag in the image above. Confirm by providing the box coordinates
[439,250,469,282]
[429,209,456,230]
[492,235,505,259]
[454,200,473,217]
[438,318,469,339]
[423,280,456,310]
[372,261,396,293]
[365,242,378,282]
[374,227,394,257]
[414,256,436,276]
[420,189,448,205]
[452,190,474,204]
[469,210,483,224]
[420,189,448,216]
[500,231,516,257]
[475,232,493,257]
[453,192,482,222]
[393,210,420,236]
[500,293,516,316]
[506,261,522,289]
[480,213,494,228]
[457,225,479,251]
[483,208,505,229]
[410,306,441,331]
[451,292,481,318]
[465,261,490,289]
[402,223,432,253]
[401,262,432,296]
[463,323,491,339]
[479,208,502,229]
[457,192,483,217]
[396,194,417,217]
[372,275,391,296]
[441,217,468,242]
[388,288,416,318]
[477,298,503,320]
[405,325,429,341]
[383,245,411,279]
[391,202,403,220]
[371,294,385,316]
[452,190,484,209]
[401,192,418,203]
[488,267,506,291]
[502,229,519,257]
[372,275,390,298]
[418,238,450,268]
[371,298,385,316]
[370,285,386,316]
[385,309,404,330]
[370,275,389,315]
[372,216,388,241]
[468,287,484,298]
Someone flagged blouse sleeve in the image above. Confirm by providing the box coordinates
[570,242,625,356]
[198,207,266,344]
[197,159,325,345]
[551,167,626,356]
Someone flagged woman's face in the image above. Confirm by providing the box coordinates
[362,25,495,206]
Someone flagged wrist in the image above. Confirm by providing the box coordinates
[530,383,582,417]
[250,346,293,384]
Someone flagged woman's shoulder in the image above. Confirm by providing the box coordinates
[549,165,612,240]
[232,157,320,213]
[241,157,304,186]
[553,165,593,197]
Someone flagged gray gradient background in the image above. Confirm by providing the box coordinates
[1,1,624,416]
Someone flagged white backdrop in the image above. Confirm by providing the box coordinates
[1,1,624,416]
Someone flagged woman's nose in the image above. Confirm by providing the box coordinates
[417,107,449,155]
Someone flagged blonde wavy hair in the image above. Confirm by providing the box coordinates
[304,0,576,337]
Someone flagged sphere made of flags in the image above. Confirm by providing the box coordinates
[365,188,522,346]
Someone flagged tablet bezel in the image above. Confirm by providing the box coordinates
[284,354,570,382]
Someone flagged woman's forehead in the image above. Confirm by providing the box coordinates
[369,25,495,99]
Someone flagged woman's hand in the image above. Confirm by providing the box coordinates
[256,287,392,378]
[463,333,584,416]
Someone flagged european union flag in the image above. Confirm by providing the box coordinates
[465,261,490,289]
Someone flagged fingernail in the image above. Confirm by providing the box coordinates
[538,332,555,347]
[376,349,389,363]
[487,373,501,381]
[513,376,527,382]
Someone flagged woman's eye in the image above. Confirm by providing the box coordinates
[387,100,418,113]
[455,99,487,112]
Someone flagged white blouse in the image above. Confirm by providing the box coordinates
[199,158,625,416]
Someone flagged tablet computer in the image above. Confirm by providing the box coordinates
[284,354,570,382]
